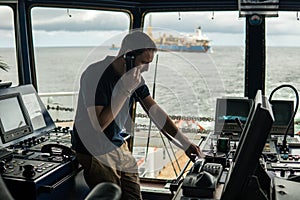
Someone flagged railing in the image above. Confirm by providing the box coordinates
[38,92,77,123]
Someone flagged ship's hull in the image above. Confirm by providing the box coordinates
[157,44,210,52]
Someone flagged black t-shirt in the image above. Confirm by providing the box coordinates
[72,56,150,155]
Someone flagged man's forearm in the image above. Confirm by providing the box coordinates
[147,103,191,148]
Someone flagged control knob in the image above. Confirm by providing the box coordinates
[22,164,35,178]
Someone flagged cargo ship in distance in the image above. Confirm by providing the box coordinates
[149,26,211,53]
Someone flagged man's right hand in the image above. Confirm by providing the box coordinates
[120,67,142,94]
[185,143,205,162]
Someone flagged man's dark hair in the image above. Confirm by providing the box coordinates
[119,31,157,57]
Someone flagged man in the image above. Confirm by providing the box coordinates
[72,31,203,200]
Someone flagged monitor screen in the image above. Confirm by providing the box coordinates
[0,93,32,143]
[214,98,253,134]
[221,90,274,200]
[270,100,294,136]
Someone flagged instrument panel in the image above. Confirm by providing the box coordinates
[0,85,79,200]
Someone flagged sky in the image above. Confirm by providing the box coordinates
[1,6,300,47]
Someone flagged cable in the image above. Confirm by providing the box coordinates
[268,84,299,153]
[157,132,178,177]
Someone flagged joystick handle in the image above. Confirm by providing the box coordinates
[22,164,35,178]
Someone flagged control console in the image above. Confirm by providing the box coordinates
[0,85,79,200]
[1,158,60,179]
[0,126,77,200]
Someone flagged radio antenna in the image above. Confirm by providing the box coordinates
[142,54,182,176]
[145,54,159,162]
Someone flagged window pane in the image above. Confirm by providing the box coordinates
[0,6,18,86]
[136,11,245,179]
[266,11,300,134]
[31,7,130,122]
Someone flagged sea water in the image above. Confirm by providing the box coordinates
[0,46,299,132]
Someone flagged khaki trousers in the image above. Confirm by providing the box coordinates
[76,142,142,200]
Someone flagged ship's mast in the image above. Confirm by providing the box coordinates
[147,14,153,38]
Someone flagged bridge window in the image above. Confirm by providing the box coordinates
[0,6,18,86]
[266,11,300,134]
[31,7,130,122]
[137,11,245,179]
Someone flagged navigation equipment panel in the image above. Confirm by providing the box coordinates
[270,100,294,136]
[0,93,32,143]
[214,98,253,134]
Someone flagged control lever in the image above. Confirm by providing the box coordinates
[182,160,223,198]
[168,141,203,192]
[190,158,205,173]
